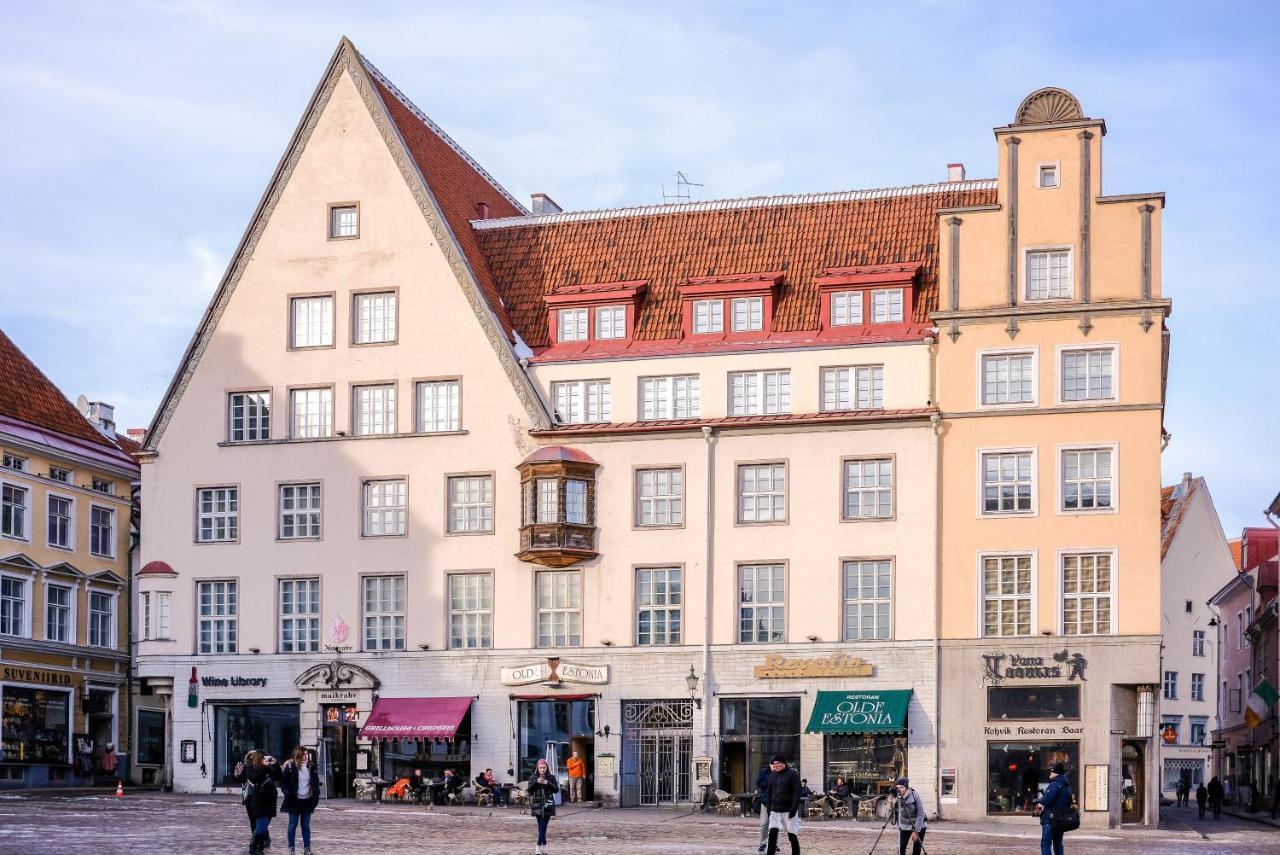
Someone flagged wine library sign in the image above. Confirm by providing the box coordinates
[982,649,1089,683]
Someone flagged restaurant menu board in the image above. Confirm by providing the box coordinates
[1,686,70,764]
[1084,764,1109,811]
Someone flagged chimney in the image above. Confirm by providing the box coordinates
[475,201,491,220]
[947,163,966,182]
[127,428,147,443]
[1182,471,1193,495]
[530,193,563,216]
[86,401,116,438]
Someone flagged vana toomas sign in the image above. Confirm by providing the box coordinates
[806,689,911,734]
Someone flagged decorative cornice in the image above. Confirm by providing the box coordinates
[932,298,1172,325]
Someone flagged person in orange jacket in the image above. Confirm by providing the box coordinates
[566,751,587,803]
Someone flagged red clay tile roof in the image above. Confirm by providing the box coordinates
[0,328,113,449]
[521,446,599,466]
[530,407,935,437]
[1229,538,1244,571]
[474,184,997,350]
[1161,478,1199,561]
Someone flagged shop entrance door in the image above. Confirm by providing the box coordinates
[1121,741,1145,824]
[323,705,359,798]
[620,699,694,806]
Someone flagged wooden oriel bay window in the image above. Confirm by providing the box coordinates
[516,446,600,567]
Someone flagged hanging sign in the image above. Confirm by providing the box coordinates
[499,658,609,686]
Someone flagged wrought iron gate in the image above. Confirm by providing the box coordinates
[620,699,694,807]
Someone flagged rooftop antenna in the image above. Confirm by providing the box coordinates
[662,171,703,204]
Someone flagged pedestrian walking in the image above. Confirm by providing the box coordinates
[1195,782,1208,820]
[1032,763,1071,855]
[1207,776,1223,819]
[1176,777,1189,808]
[763,754,801,855]
[234,750,282,855]
[528,758,560,855]
[755,764,772,853]
[894,777,927,855]
[281,746,320,855]
[566,751,587,803]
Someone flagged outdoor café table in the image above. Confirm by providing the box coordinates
[497,783,515,806]
[737,793,756,817]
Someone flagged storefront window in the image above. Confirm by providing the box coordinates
[987,686,1081,721]
[987,741,1078,815]
[214,704,299,786]
[136,709,165,766]
[380,713,473,781]
[718,697,800,794]
[824,734,907,798]
[1,686,70,764]
[517,699,594,782]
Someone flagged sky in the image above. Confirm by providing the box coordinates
[0,1,1276,535]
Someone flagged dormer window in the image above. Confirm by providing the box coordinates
[557,308,588,342]
[693,300,724,334]
[545,280,647,348]
[731,297,763,332]
[679,272,781,339]
[595,306,626,340]
[831,292,863,326]
[816,263,921,332]
[871,289,904,323]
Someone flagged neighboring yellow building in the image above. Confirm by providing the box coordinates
[0,329,139,788]
[932,89,1169,826]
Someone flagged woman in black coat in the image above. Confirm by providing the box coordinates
[281,747,321,855]
[234,750,282,855]
[528,759,560,855]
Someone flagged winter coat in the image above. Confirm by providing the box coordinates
[897,787,927,832]
[1207,779,1224,804]
[765,767,802,817]
[280,760,321,813]
[529,774,560,818]
[828,781,851,800]
[1196,785,1208,805]
[1036,774,1072,827]
[235,763,282,819]
[755,767,772,808]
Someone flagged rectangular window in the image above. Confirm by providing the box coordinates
[1039,164,1059,188]
[1190,720,1207,746]
[843,560,891,641]
[729,370,790,416]
[737,463,786,524]
[290,295,334,348]
[363,575,405,651]
[982,554,1032,637]
[329,205,358,238]
[48,466,71,483]
[1,453,26,472]
[536,570,581,647]
[822,366,884,411]
[551,380,610,424]
[987,686,1081,721]
[228,391,271,442]
[843,458,893,519]
[831,291,863,326]
[565,479,588,525]
[1061,448,1113,511]
[197,580,237,654]
[362,479,406,536]
[2,484,29,539]
[636,567,682,646]
[731,296,763,331]
[46,584,71,643]
[1163,671,1178,700]
[447,475,494,533]
[278,483,321,540]
[1191,673,1205,702]
[1061,348,1114,401]
[692,299,724,334]
[353,291,397,344]
[982,451,1034,515]
[0,576,26,637]
[279,578,320,653]
[353,384,396,436]
[1026,249,1071,300]
[89,506,115,557]
[91,477,113,495]
[1192,630,1206,657]
[738,563,785,643]
[986,743,1080,816]
[290,387,333,438]
[88,592,113,647]
[416,379,461,432]
[636,468,683,527]
[639,375,700,420]
[870,289,904,323]
[535,478,558,524]
[1061,552,1112,635]
[595,306,626,340]
[981,352,1035,405]
[449,573,493,649]
[196,487,239,543]
[152,591,171,640]
[558,308,588,342]
[47,495,73,549]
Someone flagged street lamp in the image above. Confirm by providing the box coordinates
[686,666,702,710]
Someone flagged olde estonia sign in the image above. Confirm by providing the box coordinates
[500,657,609,686]
[981,649,1088,683]
[754,653,872,679]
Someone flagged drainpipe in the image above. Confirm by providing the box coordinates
[926,334,943,818]
[701,426,716,763]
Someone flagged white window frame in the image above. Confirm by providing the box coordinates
[47,466,72,484]
[737,563,786,644]
[195,486,239,543]
[362,575,406,651]
[565,478,588,525]
[87,589,116,648]
[821,365,884,412]
[228,390,271,442]
[1,480,31,541]
[1,453,27,472]
[842,559,893,641]
[635,566,683,646]
[736,462,787,525]
[446,474,494,534]
[536,570,582,648]
[1023,246,1074,301]
[1056,443,1118,515]
[416,379,461,433]
[842,458,894,520]
[289,387,334,439]
[329,204,359,239]
[44,580,75,643]
[362,478,407,537]
[142,591,171,641]
[557,308,588,342]
[977,447,1038,518]
[197,579,238,654]
[1191,673,1206,702]
[352,291,397,345]
[635,467,684,528]
[1192,630,1206,658]
[870,288,904,323]
[638,375,700,420]
[278,577,321,654]
[1038,162,1061,189]
[728,370,790,416]
[277,482,322,540]
[1057,549,1116,636]
[353,383,397,436]
[0,572,31,638]
[976,347,1039,408]
[1056,343,1119,405]
[289,294,335,348]
[692,299,724,334]
[1163,671,1178,700]
[830,291,863,326]
[977,551,1037,638]
[535,478,559,524]
[46,492,75,551]
[551,379,611,424]
[594,305,627,340]
[89,504,116,557]
[448,572,493,650]
[730,296,764,332]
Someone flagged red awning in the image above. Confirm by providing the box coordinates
[358,697,472,740]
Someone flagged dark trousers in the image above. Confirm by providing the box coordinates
[1211,799,1221,818]
[535,815,551,845]
[1039,824,1063,855]
[1197,800,1206,819]
[766,828,799,855]
[899,828,925,855]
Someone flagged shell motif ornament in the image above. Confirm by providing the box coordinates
[1013,87,1084,125]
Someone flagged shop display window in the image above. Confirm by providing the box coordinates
[824,733,907,797]
[987,685,1081,721]
[0,686,70,764]
[718,697,800,795]
[987,741,1079,814]
[517,699,594,783]
[214,703,299,786]
[136,709,165,766]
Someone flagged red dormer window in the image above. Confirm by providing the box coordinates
[816,263,922,333]
[545,281,647,346]
[677,272,782,340]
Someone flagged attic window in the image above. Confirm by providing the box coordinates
[831,292,863,326]
[693,300,724,334]
[1,454,26,473]
[557,309,588,342]
[595,306,626,340]
[329,204,359,239]
[1039,164,1060,188]
[731,297,763,332]
[871,289,904,323]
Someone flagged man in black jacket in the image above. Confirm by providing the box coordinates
[764,754,802,855]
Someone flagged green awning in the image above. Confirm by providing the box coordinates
[806,689,912,734]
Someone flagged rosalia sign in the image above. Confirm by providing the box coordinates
[815,693,897,730]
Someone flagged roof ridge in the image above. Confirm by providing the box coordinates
[0,328,113,450]
[472,178,998,230]
[358,54,529,215]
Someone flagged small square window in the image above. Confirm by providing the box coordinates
[2,453,27,472]
[48,466,71,483]
[330,205,359,238]
[1039,165,1059,188]
[91,477,113,495]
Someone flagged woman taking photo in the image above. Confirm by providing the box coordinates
[281,747,321,855]
[528,758,561,855]
[234,750,282,855]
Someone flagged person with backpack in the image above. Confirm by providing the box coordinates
[234,750,282,855]
[1032,763,1073,855]
[894,777,927,855]
[528,758,560,855]
[281,746,320,855]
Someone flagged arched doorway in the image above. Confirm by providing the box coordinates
[1121,741,1145,824]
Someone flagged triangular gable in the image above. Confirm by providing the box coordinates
[44,561,87,579]
[0,553,42,572]
[144,38,547,452]
[88,569,126,588]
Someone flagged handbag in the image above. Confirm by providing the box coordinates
[241,778,256,806]
[1049,795,1081,834]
